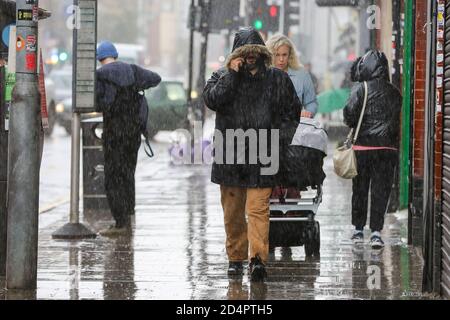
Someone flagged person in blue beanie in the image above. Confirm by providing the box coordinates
[96,41,161,236]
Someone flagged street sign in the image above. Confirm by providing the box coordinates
[1,24,14,48]
[73,0,97,113]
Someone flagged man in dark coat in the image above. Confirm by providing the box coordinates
[344,50,402,249]
[96,41,161,236]
[203,27,301,281]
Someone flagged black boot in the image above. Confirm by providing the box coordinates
[249,255,267,282]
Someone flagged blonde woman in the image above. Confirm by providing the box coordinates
[266,35,318,118]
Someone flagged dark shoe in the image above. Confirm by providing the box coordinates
[351,230,364,244]
[99,224,131,237]
[249,255,267,282]
[228,262,244,276]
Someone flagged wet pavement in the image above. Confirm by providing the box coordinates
[0,126,432,300]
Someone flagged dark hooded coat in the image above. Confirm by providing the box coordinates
[96,61,161,140]
[344,50,402,148]
[95,61,160,226]
[203,28,302,188]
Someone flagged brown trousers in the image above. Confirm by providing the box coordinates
[220,186,273,264]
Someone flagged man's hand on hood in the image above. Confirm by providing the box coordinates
[229,57,244,73]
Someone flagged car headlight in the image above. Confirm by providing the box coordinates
[56,103,65,113]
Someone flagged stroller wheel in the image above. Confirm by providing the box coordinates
[304,227,314,257]
[304,222,320,257]
[312,221,320,256]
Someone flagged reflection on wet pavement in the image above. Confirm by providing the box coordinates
[0,142,430,300]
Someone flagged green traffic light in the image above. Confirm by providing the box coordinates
[59,52,68,62]
[254,19,263,30]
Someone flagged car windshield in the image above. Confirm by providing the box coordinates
[166,83,186,101]
[147,82,186,102]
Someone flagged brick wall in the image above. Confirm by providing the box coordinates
[410,0,428,246]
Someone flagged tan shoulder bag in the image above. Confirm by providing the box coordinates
[333,81,368,179]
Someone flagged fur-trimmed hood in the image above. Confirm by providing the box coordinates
[225,27,272,69]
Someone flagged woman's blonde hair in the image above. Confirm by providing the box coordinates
[266,34,302,70]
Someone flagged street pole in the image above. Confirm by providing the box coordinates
[187,0,195,104]
[70,113,81,224]
[52,0,96,240]
[196,0,211,123]
[0,66,6,277]
[6,0,41,289]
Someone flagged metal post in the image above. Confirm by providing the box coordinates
[0,66,6,277]
[187,0,195,104]
[6,0,41,289]
[196,0,211,123]
[70,113,81,224]
[52,0,96,240]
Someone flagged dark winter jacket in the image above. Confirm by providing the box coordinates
[344,50,402,148]
[203,28,302,188]
[96,61,161,141]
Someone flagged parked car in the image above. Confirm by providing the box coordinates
[55,97,72,134]
[44,66,72,135]
[48,66,72,103]
[145,80,188,139]
[43,75,57,136]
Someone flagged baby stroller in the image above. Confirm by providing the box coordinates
[269,118,328,257]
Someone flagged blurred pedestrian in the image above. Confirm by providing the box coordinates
[266,34,318,118]
[343,50,402,249]
[203,27,301,282]
[96,41,161,236]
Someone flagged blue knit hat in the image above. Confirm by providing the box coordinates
[97,41,118,61]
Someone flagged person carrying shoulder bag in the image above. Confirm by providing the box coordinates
[343,50,402,250]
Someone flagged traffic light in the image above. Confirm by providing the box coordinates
[284,0,300,35]
[250,0,265,31]
[249,0,280,33]
[267,4,280,32]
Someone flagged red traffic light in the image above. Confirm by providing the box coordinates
[269,5,278,17]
